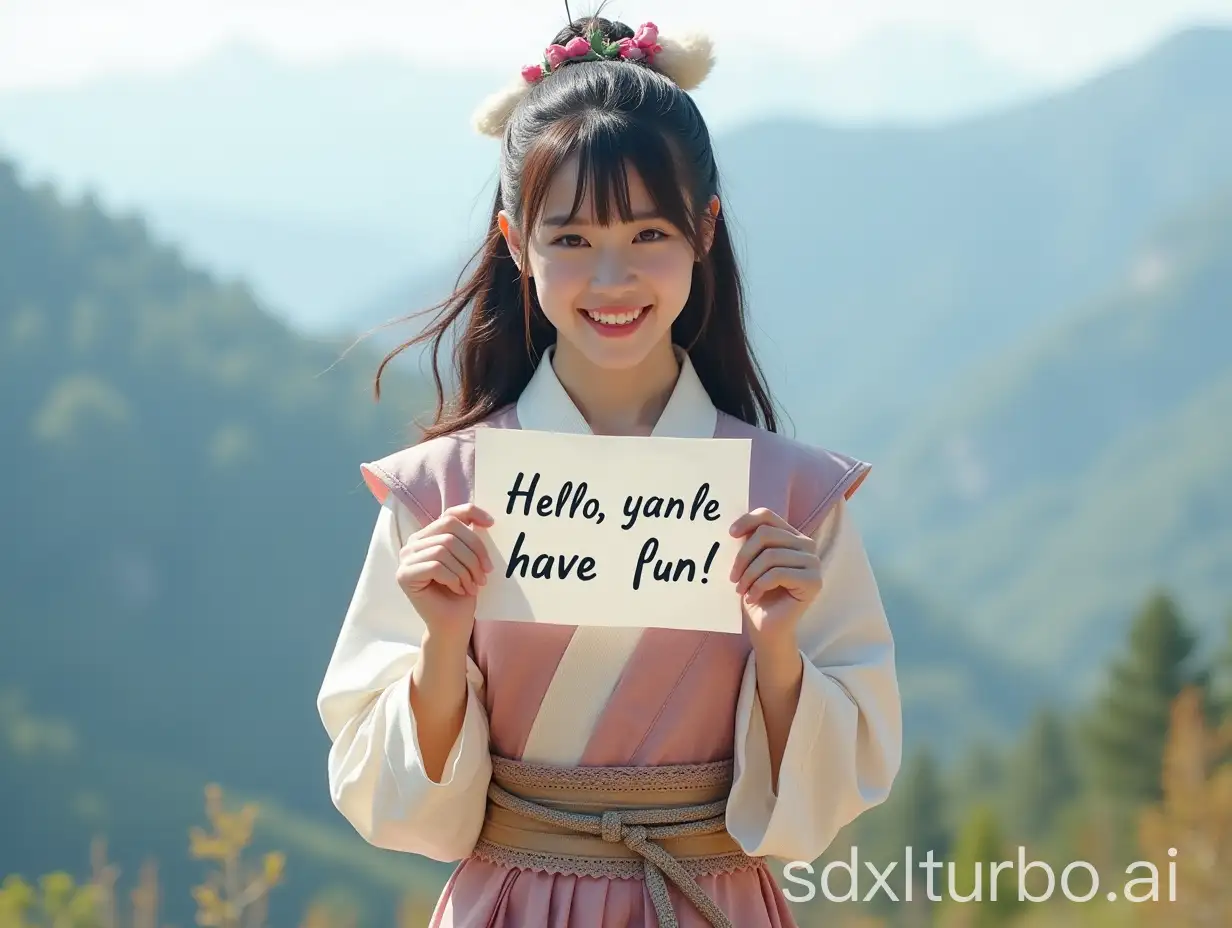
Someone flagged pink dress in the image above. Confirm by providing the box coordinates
[317,348,902,927]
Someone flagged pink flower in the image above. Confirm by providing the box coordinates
[545,44,569,68]
[633,22,658,47]
[564,36,591,57]
[618,38,645,60]
[521,63,544,83]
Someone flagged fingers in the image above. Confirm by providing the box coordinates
[417,506,494,566]
[423,532,486,583]
[400,503,495,597]
[728,521,811,584]
[440,503,495,528]
[418,539,484,595]
[437,508,494,569]
[729,507,793,539]
[734,546,818,597]
[414,528,487,579]
[746,564,817,603]
[396,560,467,598]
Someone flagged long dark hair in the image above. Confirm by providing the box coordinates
[374,15,778,441]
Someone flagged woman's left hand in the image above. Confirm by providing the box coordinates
[728,508,821,650]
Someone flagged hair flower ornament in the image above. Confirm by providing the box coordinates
[618,22,663,61]
[471,20,715,138]
[524,23,662,84]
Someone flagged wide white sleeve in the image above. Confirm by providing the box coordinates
[725,497,902,863]
[316,496,492,862]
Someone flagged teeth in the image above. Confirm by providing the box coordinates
[585,306,645,325]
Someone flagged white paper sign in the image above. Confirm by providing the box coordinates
[473,428,751,633]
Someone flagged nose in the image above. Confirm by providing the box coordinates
[589,247,635,292]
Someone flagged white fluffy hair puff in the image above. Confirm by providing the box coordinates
[470,29,716,139]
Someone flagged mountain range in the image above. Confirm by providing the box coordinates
[861,187,1232,684]
[713,24,1232,447]
[0,26,1046,329]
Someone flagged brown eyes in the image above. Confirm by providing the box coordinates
[551,229,668,248]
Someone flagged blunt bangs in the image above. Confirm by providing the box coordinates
[517,111,706,253]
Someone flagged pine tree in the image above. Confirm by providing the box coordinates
[1082,590,1200,808]
[1002,707,1079,847]
[951,740,1002,821]
[893,746,950,862]
[937,804,1023,928]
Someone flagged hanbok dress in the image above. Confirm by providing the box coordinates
[317,347,902,927]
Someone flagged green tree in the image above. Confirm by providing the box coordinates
[1082,590,1201,808]
[878,747,950,887]
[1001,707,1079,846]
[835,746,949,925]
[937,803,1023,928]
[886,746,949,854]
[949,740,1002,830]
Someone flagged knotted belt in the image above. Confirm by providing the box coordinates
[471,756,757,928]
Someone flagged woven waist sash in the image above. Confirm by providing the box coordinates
[472,756,757,928]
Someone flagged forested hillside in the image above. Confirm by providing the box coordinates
[862,188,1232,683]
[0,157,448,925]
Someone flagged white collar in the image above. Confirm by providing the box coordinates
[516,344,718,439]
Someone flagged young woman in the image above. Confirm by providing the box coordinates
[317,15,901,927]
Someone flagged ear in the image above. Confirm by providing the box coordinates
[498,210,529,274]
[699,196,721,256]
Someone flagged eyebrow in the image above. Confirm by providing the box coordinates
[542,210,666,227]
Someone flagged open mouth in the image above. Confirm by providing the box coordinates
[579,305,652,336]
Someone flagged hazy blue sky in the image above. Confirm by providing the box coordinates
[4,0,1232,90]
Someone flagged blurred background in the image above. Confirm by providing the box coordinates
[2,1,1231,926]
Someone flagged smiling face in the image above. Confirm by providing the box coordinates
[500,155,717,373]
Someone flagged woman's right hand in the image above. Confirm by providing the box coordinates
[396,503,495,646]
